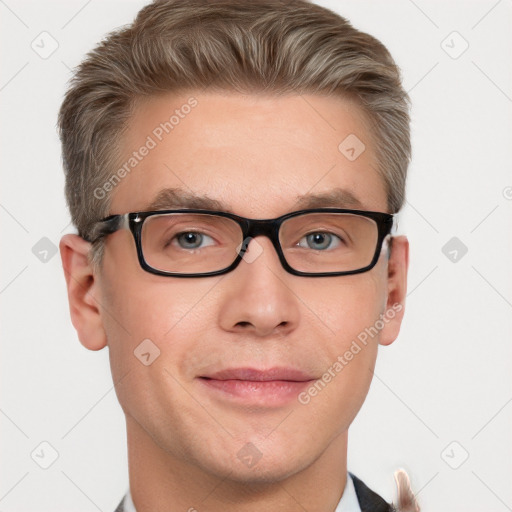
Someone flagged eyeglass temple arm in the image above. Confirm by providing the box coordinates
[88,214,129,243]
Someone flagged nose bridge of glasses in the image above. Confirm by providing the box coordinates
[242,219,280,250]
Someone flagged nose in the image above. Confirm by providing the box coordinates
[217,236,301,338]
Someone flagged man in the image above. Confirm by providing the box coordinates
[58,0,417,510]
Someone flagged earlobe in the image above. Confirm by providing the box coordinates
[59,234,108,351]
[379,235,409,346]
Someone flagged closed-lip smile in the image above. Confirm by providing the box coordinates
[198,367,317,407]
[201,367,315,381]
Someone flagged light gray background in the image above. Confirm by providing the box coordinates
[1,0,511,510]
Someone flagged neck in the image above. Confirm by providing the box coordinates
[126,415,349,512]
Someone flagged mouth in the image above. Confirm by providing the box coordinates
[198,367,317,407]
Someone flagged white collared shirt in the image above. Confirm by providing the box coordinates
[335,472,362,512]
[122,472,361,512]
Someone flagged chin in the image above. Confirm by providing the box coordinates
[221,459,305,486]
[196,440,315,486]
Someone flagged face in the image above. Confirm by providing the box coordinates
[61,91,408,485]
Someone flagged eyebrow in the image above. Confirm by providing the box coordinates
[142,186,365,214]
[144,188,230,212]
[294,188,364,210]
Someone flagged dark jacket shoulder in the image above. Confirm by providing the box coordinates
[114,496,125,512]
[350,472,396,512]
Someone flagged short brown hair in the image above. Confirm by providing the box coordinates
[58,0,411,270]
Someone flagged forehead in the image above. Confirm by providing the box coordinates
[110,91,387,216]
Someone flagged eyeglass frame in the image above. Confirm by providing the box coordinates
[87,207,394,278]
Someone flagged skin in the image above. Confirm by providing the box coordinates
[60,91,408,512]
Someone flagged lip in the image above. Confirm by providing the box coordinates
[198,367,317,407]
[203,367,315,382]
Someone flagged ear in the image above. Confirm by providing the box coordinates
[379,235,409,346]
[59,234,108,351]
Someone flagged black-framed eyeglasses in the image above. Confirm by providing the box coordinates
[87,208,394,278]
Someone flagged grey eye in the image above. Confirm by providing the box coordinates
[173,232,215,249]
[298,232,342,250]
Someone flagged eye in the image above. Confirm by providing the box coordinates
[172,231,215,250]
[297,232,343,250]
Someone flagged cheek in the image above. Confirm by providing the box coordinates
[101,271,223,367]
[301,271,386,345]
[291,272,386,420]
[101,275,221,427]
